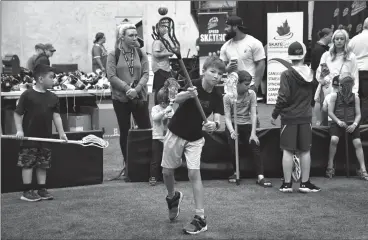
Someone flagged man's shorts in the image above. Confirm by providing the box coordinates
[330,122,360,139]
[280,123,312,152]
[17,147,52,169]
[161,130,205,170]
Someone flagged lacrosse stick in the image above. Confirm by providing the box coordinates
[1,134,109,148]
[153,17,208,123]
[224,72,240,185]
[292,153,301,182]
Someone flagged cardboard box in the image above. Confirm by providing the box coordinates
[67,114,91,132]
[52,113,68,133]
[80,106,99,130]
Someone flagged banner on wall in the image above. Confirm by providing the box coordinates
[267,12,304,104]
[198,12,228,72]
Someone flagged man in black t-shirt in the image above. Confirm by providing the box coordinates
[14,64,67,202]
[161,56,225,235]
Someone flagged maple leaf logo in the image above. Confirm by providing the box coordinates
[277,20,291,36]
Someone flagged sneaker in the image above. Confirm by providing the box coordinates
[299,181,321,193]
[20,190,42,202]
[166,191,183,221]
[279,182,293,193]
[37,189,54,200]
[149,177,157,186]
[183,215,208,235]
[228,173,237,183]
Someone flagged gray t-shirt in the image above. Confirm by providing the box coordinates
[223,90,257,125]
[151,40,171,73]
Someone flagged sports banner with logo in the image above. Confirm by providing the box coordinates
[266,12,304,104]
[198,12,228,72]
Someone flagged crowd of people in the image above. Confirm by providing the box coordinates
[13,14,368,236]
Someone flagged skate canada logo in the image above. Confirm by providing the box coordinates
[268,20,294,49]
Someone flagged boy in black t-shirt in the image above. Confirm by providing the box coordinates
[14,64,68,202]
[161,56,225,235]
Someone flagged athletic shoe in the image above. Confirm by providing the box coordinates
[149,177,157,186]
[37,189,54,200]
[165,191,183,221]
[183,215,208,235]
[20,190,42,202]
[279,182,293,193]
[299,181,321,193]
[228,173,237,183]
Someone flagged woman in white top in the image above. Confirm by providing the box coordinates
[315,29,359,108]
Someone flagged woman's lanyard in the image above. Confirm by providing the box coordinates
[121,48,135,76]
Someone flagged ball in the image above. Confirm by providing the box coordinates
[158,7,168,16]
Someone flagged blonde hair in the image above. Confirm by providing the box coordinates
[329,29,351,61]
[115,22,136,48]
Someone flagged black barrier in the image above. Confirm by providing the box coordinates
[1,130,104,193]
[126,126,367,182]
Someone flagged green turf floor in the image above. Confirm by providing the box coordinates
[2,178,368,239]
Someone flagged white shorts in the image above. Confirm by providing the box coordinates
[161,130,205,170]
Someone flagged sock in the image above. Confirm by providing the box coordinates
[167,190,175,199]
[38,184,46,190]
[195,209,205,218]
[23,183,32,192]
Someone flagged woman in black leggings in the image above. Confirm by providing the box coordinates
[106,21,151,162]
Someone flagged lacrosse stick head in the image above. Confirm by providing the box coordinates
[81,134,109,148]
[153,17,182,59]
[224,72,239,103]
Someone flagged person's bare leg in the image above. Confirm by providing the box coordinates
[353,138,367,172]
[36,168,47,185]
[188,169,204,216]
[282,150,294,183]
[328,136,339,169]
[22,168,33,185]
[299,150,311,183]
[162,167,176,198]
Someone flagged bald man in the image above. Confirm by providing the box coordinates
[349,18,368,123]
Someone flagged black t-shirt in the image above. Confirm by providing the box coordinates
[168,78,224,141]
[311,42,329,72]
[15,88,60,148]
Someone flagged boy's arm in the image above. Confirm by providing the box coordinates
[328,93,340,123]
[272,72,290,120]
[14,92,27,136]
[250,91,257,135]
[223,95,235,133]
[353,95,361,125]
[53,113,67,140]
[151,106,166,121]
[14,112,24,136]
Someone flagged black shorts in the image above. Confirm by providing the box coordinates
[280,123,312,152]
[17,147,52,169]
[329,122,360,139]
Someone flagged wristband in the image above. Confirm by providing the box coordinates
[353,122,358,127]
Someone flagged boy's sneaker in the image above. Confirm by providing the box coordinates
[279,182,293,193]
[20,190,42,202]
[37,189,54,200]
[165,191,183,221]
[149,177,157,186]
[183,215,208,235]
[228,173,237,183]
[299,181,321,193]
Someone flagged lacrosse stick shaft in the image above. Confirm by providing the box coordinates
[1,135,79,144]
[178,59,208,122]
[234,104,240,183]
